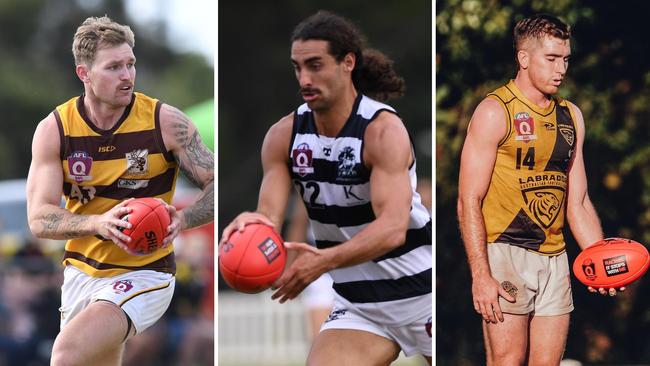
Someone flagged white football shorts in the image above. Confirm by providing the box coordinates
[59,265,175,335]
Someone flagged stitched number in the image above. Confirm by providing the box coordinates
[516,147,535,170]
[70,184,96,204]
[294,181,323,208]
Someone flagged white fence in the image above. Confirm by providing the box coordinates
[218,291,427,366]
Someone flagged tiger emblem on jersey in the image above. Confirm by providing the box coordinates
[524,190,561,228]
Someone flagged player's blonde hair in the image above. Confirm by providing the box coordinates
[72,16,135,66]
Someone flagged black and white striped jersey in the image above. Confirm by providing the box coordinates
[288,94,432,325]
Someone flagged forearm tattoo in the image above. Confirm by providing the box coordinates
[183,180,214,228]
[41,212,89,239]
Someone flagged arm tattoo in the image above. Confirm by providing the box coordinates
[182,181,214,228]
[169,107,214,189]
[42,213,63,235]
[63,215,89,238]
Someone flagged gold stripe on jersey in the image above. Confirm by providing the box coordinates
[55,92,179,277]
[482,80,576,254]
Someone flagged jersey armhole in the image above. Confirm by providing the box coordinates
[487,94,512,147]
[154,101,176,163]
[53,109,67,160]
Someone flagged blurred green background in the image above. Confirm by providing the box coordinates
[438,0,650,364]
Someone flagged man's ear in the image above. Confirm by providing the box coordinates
[76,64,90,83]
[342,52,356,73]
[517,50,529,70]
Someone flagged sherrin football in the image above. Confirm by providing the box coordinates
[120,198,171,255]
[218,223,286,294]
[573,237,650,288]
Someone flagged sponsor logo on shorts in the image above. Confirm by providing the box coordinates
[603,255,629,277]
[258,238,281,264]
[514,112,537,142]
[501,281,518,300]
[582,258,597,280]
[292,143,314,177]
[425,316,432,337]
[113,280,134,294]
[67,151,93,182]
[325,309,347,323]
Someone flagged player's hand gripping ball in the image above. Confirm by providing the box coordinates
[120,198,170,255]
[573,237,650,288]
[219,223,287,294]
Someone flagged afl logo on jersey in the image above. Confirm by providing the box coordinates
[292,143,314,177]
[67,151,93,182]
[514,112,537,142]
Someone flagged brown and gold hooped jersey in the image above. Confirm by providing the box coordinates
[482,80,576,254]
[55,92,178,277]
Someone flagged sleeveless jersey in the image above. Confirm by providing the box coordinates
[482,80,577,254]
[288,94,432,326]
[55,92,178,277]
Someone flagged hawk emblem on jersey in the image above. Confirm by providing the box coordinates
[337,146,357,178]
[292,143,315,177]
[126,149,149,175]
[514,112,537,142]
[67,151,93,182]
[559,124,575,146]
[522,188,563,228]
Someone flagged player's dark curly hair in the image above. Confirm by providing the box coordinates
[291,10,405,101]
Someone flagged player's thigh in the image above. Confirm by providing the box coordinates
[307,329,400,366]
[528,314,570,366]
[482,313,530,366]
[52,300,131,366]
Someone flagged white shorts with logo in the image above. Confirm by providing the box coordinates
[320,295,432,357]
[60,265,175,334]
[488,242,574,316]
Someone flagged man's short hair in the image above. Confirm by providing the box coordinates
[514,14,570,52]
[72,16,135,66]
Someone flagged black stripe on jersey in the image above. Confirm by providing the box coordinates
[293,159,370,183]
[54,109,67,160]
[63,250,176,274]
[63,167,176,200]
[374,220,432,261]
[154,102,175,163]
[494,208,546,250]
[77,94,135,135]
[66,130,165,161]
[306,202,375,227]
[314,220,432,258]
[333,268,432,303]
[544,104,575,172]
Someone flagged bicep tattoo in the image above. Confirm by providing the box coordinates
[169,108,214,188]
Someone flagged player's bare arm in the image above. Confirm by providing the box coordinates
[565,102,620,296]
[27,114,133,244]
[160,104,214,238]
[271,112,415,303]
[458,98,515,323]
[219,114,294,247]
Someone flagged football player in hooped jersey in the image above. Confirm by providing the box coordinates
[458,14,620,366]
[220,11,432,366]
[26,17,213,366]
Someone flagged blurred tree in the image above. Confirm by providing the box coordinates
[438,0,650,364]
[0,0,213,180]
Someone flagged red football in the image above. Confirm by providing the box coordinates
[573,237,650,288]
[219,223,286,294]
[120,198,171,255]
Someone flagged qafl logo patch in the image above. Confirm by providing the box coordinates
[337,146,357,178]
[501,281,518,300]
[521,187,564,229]
[112,280,134,294]
[67,151,93,182]
[514,112,537,142]
[292,143,314,177]
[258,238,281,264]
